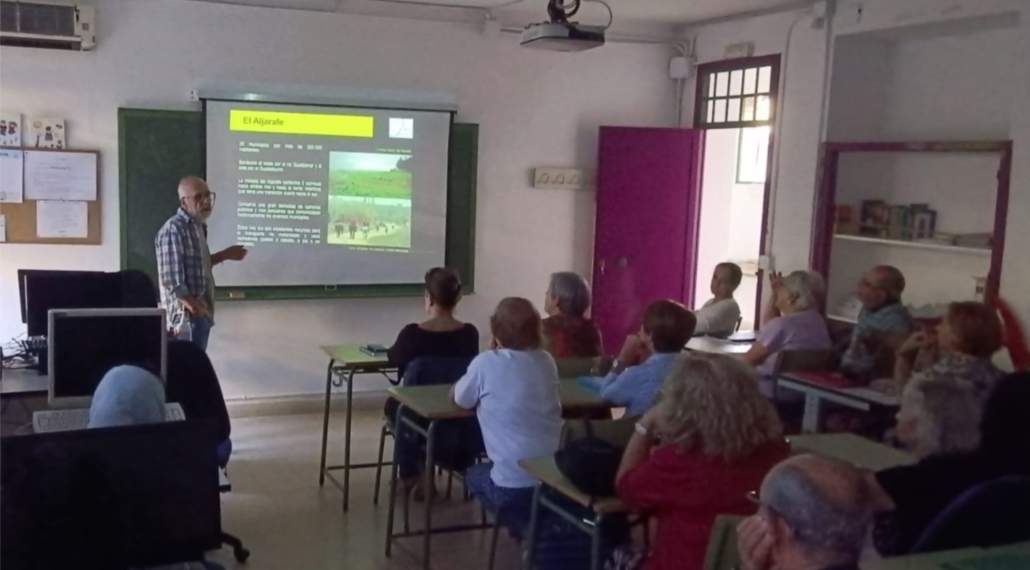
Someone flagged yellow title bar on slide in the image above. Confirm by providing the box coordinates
[229,110,375,138]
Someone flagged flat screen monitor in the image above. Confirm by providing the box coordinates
[18,269,107,326]
[1,420,221,568]
[23,271,120,336]
[47,308,167,408]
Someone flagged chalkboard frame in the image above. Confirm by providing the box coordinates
[118,108,477,301]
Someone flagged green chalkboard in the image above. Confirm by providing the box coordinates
[118,108,477,300]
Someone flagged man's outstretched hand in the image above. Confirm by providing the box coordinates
[213,245,248,264]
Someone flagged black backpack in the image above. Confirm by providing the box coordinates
[554,419,623,498]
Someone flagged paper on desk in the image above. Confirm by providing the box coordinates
[0,214,6,242]
[25,150,96,201]
[0,149,24,203]
[36,200,87,238]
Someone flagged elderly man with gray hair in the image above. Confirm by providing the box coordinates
[737,454,872,570]
[542,271,603,358]
[841,265,914,381]
[155,176,247,351]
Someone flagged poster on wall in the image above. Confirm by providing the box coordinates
[0,113,23,147]
[28,117,66,149]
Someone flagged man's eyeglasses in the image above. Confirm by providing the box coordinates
[183,192,216,204]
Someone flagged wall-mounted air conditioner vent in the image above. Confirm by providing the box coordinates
[0,0,95,51]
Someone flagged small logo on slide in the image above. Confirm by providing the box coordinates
[389,118,414,140]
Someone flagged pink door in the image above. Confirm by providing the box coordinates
[591,126,703,355]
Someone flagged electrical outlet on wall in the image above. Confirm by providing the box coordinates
[532,168,594,190]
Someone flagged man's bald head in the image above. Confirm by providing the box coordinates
[177,176,213,220]
[177,176,208,198]
[760,454,871,562]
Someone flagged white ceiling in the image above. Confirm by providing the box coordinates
[187,0,810,26]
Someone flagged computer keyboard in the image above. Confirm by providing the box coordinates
[33,403,186,433]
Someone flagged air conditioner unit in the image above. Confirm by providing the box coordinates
[0,0,95,51]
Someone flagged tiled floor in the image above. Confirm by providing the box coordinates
[206,407,522,570]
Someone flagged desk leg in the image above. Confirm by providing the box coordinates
[522,485,542,570]
[318,359,335,486]
[385,404,403,558]
[590,513,603,570]
[343,368,356,512]
[802,394,822,433]
[422,420,438,570]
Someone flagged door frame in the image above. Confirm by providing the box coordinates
[691,54,781,330]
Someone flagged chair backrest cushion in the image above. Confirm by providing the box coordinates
[165,340,231,442]
[911,475,1030,552]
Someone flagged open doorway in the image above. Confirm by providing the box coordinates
[691,55,779,330]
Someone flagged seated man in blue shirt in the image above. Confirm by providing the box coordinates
[600,300,696,416]
[840,265,914,382]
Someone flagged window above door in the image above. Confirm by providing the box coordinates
[694,55,780,129]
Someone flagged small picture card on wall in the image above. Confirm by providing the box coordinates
[0,113,23,147]
[28,117,66,149]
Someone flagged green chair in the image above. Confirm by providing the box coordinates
[703,514,745,570]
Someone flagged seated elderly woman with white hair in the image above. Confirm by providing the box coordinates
[743,270,832,389]
[893,377,981,459]
[541,271,603,359]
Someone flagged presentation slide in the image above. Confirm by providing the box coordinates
[205,100,451,287]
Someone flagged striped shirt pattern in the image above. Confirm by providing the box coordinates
[155,208,212,331]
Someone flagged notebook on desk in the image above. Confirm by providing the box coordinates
[359,344,390,357]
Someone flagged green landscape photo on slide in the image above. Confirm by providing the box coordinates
[327,151,413,249]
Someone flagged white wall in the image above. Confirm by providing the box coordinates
[0,0,675,399]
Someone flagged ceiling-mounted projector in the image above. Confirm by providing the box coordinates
[520,0,608,52]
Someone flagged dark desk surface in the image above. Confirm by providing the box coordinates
[519,456,625,514]
[1,367,48,397]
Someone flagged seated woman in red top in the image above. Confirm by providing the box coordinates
[541,271,603,358]
[615,352,789,570]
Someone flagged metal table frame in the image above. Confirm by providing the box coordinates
[317,350,396,512]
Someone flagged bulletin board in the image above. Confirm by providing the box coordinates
[0,148,101,245]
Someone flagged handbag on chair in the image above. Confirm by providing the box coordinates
[554,419,623,498]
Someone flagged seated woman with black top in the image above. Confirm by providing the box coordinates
[387,267,479,379]
[387,267,479,497]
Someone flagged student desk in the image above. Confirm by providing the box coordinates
[317,344,397,512]
[777,372,899,433]
[685,336,753,355]
[383,384,479,570]
[521,456,626,570]
[384,381,613,570]
[788,433,914,471]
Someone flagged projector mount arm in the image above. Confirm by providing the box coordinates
[547,0,580,23]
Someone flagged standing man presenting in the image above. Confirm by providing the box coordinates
[155,176,247,350]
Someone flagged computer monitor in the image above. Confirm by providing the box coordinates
[1,420,221,568]
[17,269,106,324]
[47,308,167,408]
[22,270,120,336]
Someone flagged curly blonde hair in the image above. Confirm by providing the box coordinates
[655,353,783,460]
